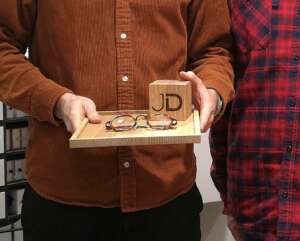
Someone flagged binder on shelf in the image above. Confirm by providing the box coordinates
[5,129,10,152]
[15,189,24,215]
[7,190,16,216]
[0,126,3,154]
[14,159,25,181]
[0,103,27,228]
[0,160,4,187]
[20,128,28,149]
[6,161,15,183]
[7,188,24,216]
[0,102,3,121]
[0,192,5,219]
[11,129,21,150]
[5,106,15,119]
[15,110,26,118]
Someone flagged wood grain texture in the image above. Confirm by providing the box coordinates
[69,110,201,148]
[149,80,192,121]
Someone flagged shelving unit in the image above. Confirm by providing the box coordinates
[0,102,27,241]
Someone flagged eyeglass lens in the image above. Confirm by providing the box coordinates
[107,114,176,131]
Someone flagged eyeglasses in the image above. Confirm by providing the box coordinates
[105,113,177,132]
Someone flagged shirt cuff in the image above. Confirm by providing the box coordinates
[201,77,235,121]
[29,73,73,126]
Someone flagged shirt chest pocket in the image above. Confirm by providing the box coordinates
[230,0,271,53]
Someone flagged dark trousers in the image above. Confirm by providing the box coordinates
[21,184,203,241]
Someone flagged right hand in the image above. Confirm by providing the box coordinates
[54,93,101,133]
[179,71,220,133]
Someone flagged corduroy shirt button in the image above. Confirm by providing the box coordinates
[122,75,129,82]
[120,33,127,40]
[123,162,130,168]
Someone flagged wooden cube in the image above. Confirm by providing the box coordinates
[149,80,192,121]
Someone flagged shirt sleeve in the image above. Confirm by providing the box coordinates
[0,0,72,125]
[187,0,235,117]
[209,104,232,215]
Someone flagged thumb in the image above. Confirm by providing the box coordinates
[179,71,206,90]
[83,101,101,124]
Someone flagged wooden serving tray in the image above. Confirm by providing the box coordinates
[69,110,201,148]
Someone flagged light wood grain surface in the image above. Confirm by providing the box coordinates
[69,110,201,148]
[149,80,192,121]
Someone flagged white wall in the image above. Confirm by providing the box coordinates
[201,202,234,241]
[195,132,221,203]
[195,132,234,241]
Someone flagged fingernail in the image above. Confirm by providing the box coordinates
[92,114,101,123]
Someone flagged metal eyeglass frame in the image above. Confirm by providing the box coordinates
[105,113,177,132]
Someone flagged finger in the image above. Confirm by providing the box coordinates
[69,101,85,132]
[193,94,202,112]
[200,104,214,132]
[180,71,207,107]
[201,113,214,132]
[204,115,215,131]
[70,116,84,133]
[83,100,101,124]
[64,120,73,133]
[180,71,206,90]
[180,71,205,108]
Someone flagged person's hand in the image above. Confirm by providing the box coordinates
[180,71,220,132]
[54,93,101,133]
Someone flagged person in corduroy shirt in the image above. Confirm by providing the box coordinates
[0,1,234,240]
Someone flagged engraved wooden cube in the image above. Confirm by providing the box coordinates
[149,80,192,121]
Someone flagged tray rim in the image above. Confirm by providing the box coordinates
[69,109,201,148]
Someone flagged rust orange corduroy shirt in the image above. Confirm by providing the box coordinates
[0,0,234,212]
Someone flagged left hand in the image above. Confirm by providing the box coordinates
[180,71,220,133]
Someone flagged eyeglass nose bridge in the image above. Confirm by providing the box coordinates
[134,114,148,128]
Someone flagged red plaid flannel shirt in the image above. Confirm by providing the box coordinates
[210,0,300,240]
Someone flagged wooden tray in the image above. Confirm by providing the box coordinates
[69,110,201,148]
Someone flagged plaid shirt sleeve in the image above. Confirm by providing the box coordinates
[209,103,232,215]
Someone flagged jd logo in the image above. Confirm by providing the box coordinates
[152,93,183,112]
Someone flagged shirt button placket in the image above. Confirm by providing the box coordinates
[115,0,136,212]
[120,28,129,84]
[277,85,297,237]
